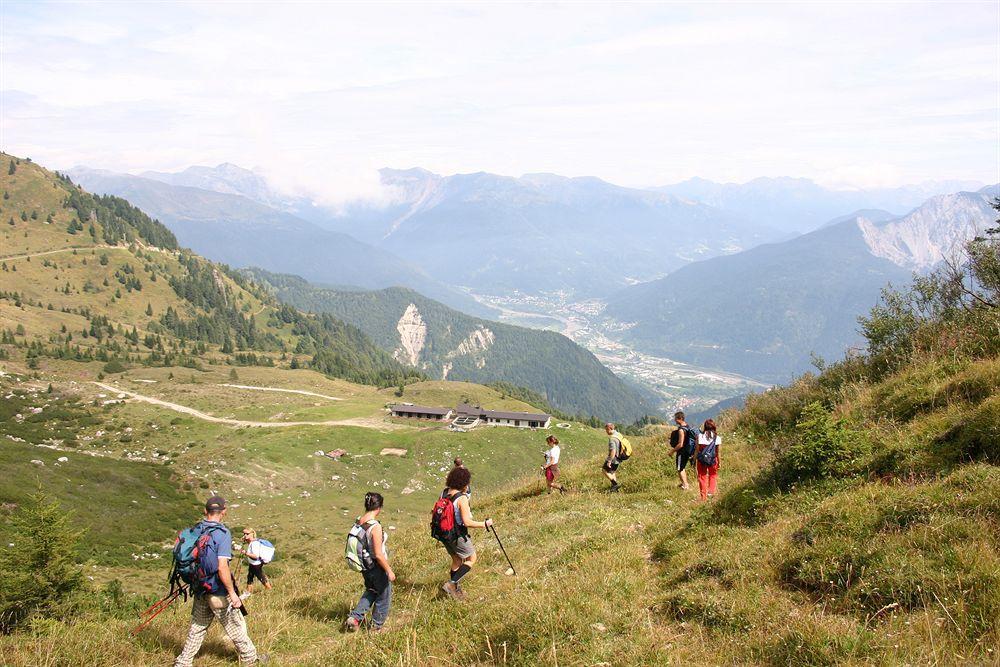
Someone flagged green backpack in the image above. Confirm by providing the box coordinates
[345,519,377,572]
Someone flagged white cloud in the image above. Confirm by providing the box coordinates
[1,1,997,202]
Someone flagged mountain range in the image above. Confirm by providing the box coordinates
[244,269,658,421]
[656,176,985,234]
[115,164,792,296]
[605,187,999,382]
[65,167,494,318]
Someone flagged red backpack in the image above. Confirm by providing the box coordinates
[430,491,463,543]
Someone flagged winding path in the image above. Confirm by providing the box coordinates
[92,382,401,430]
[217,383,343,401]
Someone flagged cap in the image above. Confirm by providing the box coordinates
[205,495,227,512]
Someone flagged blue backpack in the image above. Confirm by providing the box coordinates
[169,522,224,596]
[683,426,701,456]
[697,433,719,466]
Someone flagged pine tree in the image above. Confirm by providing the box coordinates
[0,494,85,632]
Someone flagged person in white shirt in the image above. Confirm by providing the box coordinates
[239,528,272,594]
[542,435,566,494]
[695,419,722,501]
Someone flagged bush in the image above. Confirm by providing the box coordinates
[0,494,86,633]
[102,359,126,374]
[775,403,869,487]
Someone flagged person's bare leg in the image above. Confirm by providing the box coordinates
[679,469,689,490]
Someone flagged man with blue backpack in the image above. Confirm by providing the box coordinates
[173,496,264,667]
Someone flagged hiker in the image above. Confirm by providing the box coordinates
[602,422,624,492]
[344,492,395,632]
[174,496,262,667]
[542,435,565,494]
[239,528,273,595]
[670,411,693,490]
[453,457,471,496]
[437,466,493,600]
[696,419,722,501]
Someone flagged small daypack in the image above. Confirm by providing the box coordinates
[345,520,377,572]
[430,491,464,543]
[697,434,719,467]
[683,426,701,456]
[255,539,275,564]
[169,522,224,595]
[617,434,633,460]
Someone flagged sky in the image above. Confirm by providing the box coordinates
[1,1,998,203]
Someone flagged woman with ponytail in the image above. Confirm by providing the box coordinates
[345,492,395,632]
[696,419,722,501]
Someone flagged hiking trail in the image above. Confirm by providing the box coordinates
[91,382,402,430]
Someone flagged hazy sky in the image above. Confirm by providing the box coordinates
[2,1,998,202]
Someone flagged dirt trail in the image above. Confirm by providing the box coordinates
[217,383,344,401]
[92,382,402,430]
[0,245,114,262]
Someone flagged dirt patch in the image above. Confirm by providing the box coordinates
[380,448,408,457]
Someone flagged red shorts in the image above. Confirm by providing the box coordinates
[545,465,559,482]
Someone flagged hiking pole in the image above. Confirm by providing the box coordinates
[131,586,186,636]
[489,525,516,576]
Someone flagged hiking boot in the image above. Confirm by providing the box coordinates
[610,482,620,493]
[344,617,360,632]
[443,581,467,601]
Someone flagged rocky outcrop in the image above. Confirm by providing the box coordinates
[447,326,495,358]
[394,304,427,366]
[858,192,995,269]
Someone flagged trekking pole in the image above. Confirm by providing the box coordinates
[490,525,516,576]
[131,586,186,636]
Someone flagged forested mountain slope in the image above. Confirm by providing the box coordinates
[1,154,421,388]
[245,269,659,421]
[65,167,493,317]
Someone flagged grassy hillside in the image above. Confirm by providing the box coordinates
[0,156,995,664]
[0,153,421,388]
[1,341,996,664]
[245,269,659,421]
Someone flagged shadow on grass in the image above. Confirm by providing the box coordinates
[140,625,237,660]
[288,594,352,623]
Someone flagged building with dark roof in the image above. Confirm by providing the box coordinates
[390,404,454,421]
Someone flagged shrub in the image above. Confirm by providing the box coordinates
[775,403,869,487]
[102,359,126,374]
[0,494,86,633]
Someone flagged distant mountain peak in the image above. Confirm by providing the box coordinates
[857,191,995,269]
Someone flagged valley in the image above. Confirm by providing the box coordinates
[469,291,769,413]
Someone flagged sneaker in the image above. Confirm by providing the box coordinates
[239,592,251,601]
[370,625,387,634]
[254,655,270,665]
[344,617,360,632]
[610,482,620,493]
[559,486,566,495]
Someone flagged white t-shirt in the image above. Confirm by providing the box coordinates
[245,539,263,566]
[544,445,561,466]
[698,433,722,447]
